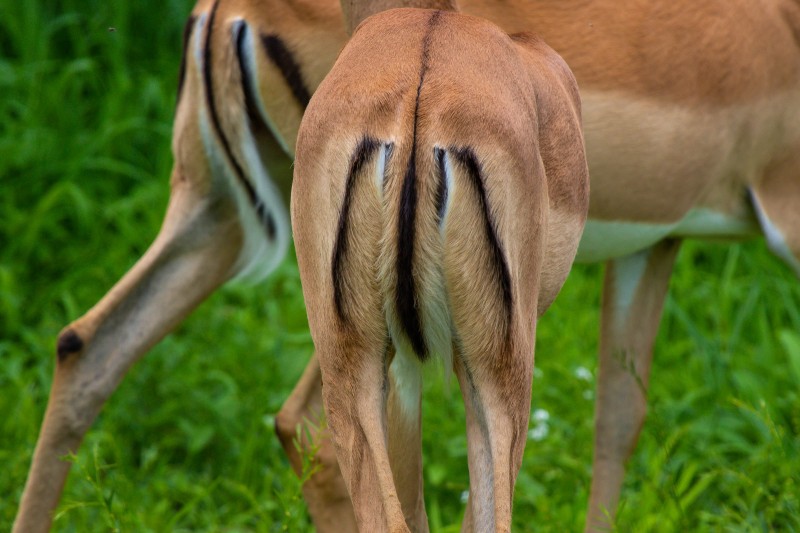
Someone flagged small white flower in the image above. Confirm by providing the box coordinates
[574,366,593,381]
[531,408,550,423]
[460,490,470,504]
[528,423,549,442]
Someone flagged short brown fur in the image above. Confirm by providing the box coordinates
[293,8,588,531]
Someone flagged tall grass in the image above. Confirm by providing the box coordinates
[2,1,799,531]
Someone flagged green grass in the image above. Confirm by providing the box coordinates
[2,1,799,531]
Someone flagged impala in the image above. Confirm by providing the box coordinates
[15,0,800,531]
[293,5,588,530]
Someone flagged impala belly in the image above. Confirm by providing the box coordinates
[577,209,759,263]
[577,220,674,263]
[575,89,799,262]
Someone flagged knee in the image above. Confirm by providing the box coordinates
[275,407,301,451]
[56,328,84,363]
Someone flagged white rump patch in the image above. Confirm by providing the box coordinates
[439,149,456,234]
[384,145,454,384]
[231,118,291,282]
[419,146,455,382]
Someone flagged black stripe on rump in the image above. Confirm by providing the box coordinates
[451,147,513,330]
[396,10,444,362]
[176,14,197,104]
[434,147,448,225]
[234,21,271,133]
[203,1,276,239]
[260,34,312,109]
[332,137,381,322]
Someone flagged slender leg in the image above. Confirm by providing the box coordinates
[319,339,410,533]
[275,349,427,532]
[13,185,244,533]
[454,340,533,533]
[586,239,681,532]
[454,352,483,533]
[275,356,357,532]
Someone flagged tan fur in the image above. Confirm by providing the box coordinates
[590,240,681,530]
[341,0,458,34]
[293,8,588,531]
[15,0,800,531]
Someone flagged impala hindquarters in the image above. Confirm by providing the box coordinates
[292,9,588,531]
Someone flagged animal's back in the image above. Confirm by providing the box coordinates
[295,8,587,363]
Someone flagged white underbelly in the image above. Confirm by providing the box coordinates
[575,208,759,263]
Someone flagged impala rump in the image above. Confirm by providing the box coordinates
[183,3,291,281]
[292,8,587,530]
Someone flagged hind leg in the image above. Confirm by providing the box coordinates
[454,338,533,533]
[750,150,800,277]
[317,335,410,533]
[275,355,356,532]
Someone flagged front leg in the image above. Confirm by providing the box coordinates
[319,339,411,533]
[586,239,681,531]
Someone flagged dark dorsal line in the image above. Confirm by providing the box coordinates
[396,10,444,362]
[451,146,513,330]
[203,1,276,239]
[176,14,197,105]
[260,34,312,109]
[332,137,382,322]
[434,146,448,225]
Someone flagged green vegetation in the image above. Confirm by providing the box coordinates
[2,1,799,531]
